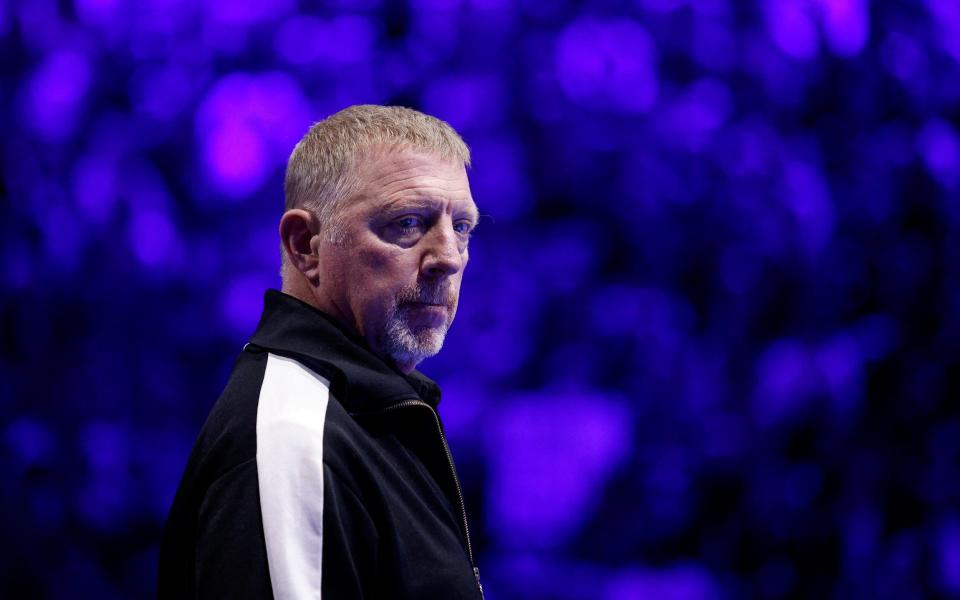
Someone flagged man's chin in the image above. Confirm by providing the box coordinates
[388,343,440,373]
[407,329,446,358]
[381,317,449,370]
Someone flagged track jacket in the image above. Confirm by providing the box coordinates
[158,290,483,599]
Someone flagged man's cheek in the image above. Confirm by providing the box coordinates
[357,248,391,271]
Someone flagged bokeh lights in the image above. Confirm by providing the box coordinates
[3,0,960,598]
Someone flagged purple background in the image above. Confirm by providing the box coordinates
[3,0,960,598]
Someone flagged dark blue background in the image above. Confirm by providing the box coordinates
[2,0,959,598]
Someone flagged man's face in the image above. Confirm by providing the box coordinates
[314,148,478,372]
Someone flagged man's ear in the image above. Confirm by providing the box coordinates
[279,209,322,284]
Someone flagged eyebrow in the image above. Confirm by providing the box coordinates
[381,197,480,225]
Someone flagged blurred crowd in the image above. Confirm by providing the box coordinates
[2,0,959,597]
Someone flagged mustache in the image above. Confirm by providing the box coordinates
[396,282,456,306]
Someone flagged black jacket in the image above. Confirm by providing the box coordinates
[158,290,483,599]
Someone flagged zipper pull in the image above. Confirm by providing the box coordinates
[474,566,484,598]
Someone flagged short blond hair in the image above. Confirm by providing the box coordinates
[283,104,470,242]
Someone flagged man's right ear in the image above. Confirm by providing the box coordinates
[279,209,322,284]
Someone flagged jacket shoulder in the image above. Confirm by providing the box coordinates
[197,349,270,476]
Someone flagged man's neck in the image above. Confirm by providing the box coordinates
[280,278,319,311]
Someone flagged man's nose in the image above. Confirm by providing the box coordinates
[420,221,464,279]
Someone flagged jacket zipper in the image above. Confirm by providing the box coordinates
[358,399,483,598]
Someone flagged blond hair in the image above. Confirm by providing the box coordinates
[283,104,470,243]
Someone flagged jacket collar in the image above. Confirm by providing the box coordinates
[246,289,441,413]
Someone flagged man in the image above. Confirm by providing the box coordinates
[158,105,483,599]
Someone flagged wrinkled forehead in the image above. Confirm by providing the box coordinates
[352,143,468,177]
[350,145,476,206]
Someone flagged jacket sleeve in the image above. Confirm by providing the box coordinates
[321,465,379,598]
[255,354,379,597]
[257,414,380,599]
[194,460,275,599]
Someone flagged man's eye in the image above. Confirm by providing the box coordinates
[397,216,422,230]
[453,221,473,235]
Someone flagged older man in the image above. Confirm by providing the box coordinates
[158,105,483,599]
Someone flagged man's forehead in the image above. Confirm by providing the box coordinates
[355,147,475,206]
[357,146,467,178]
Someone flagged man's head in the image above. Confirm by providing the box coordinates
[279,105,478,373]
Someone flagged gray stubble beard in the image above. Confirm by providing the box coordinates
[380,282,457,369]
